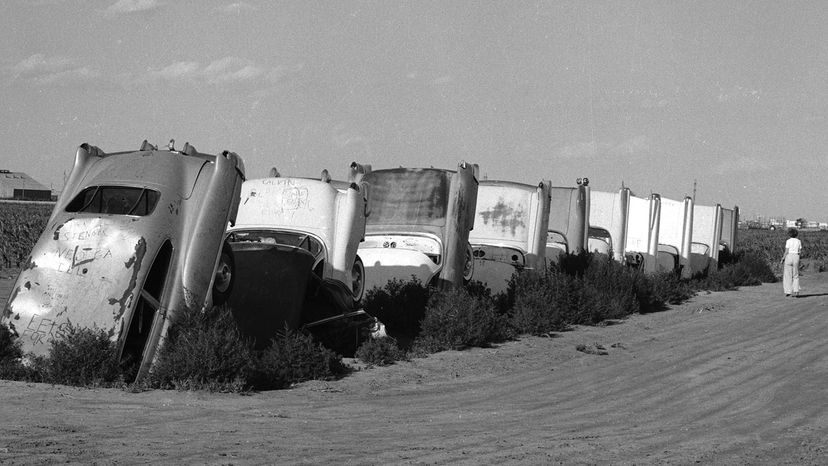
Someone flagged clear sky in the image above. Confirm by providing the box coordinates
[1,1,826,220]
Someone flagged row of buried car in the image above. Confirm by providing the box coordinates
[1,141,738,381]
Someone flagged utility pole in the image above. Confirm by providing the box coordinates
[692,179,697,201]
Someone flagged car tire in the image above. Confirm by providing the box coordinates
[351,255,365,304]
[462,242,474,284]
[213,242,235,305]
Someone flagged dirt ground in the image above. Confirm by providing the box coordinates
[1,269,828,465]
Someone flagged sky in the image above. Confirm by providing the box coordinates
[1,0,826,220]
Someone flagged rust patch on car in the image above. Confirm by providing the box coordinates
[182,285,197,310]
[479,199,526,236]
[107,237,148,320]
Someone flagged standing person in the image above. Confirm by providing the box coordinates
[781,228,802,297]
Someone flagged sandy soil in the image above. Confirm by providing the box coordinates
[1,269,828,465]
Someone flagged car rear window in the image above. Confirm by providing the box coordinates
[364,168,449,227]
[65,186,160,216]
[228,230,323,257]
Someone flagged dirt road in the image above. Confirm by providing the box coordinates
[1,271,827,464]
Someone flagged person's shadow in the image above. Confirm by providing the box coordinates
[795,292,828,298]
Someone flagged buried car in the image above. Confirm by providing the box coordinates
[547,180,590,262]
[657,196,695,278]
[719,206,739,258]
[623,193,661,272]
[356,163,479,293]
[585,186,663,271]
[588,187,631,262]
[469,180,551,295]
[222,164,375,352]
[1,140,245,380]
[690,203,723,274]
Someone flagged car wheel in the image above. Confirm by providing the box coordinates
[213,242,235,305]
[351,256,365,303]
[462,242,474,283]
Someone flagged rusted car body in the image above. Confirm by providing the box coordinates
[2,141,245,380]
[624,193,661,272]
[546,182,589,262]
[469,180,551,295]
[223,164,373,350]
[657,196,694,278]
[690,203,723,274]
[588,188,631,262]
[357,163,478,292]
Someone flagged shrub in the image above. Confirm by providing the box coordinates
[414,286,511,353]
[732,250,777,283]
[509,253,694,335]
[509,268,569,334]
[0,323,22,362]
[0,324,30,381]
[4,304,349,391]
[355,337,406,366]
[574,255,639,323]
[148,304,255,392]
[463,279,493,300]
[465,278,513,315]
[251,328,347,390]
[362,277,430,340]
[41,325,122,387]
[694,250,777,291]
[646,271,695,308]
[149,305,348,392]
[1,323,118,384]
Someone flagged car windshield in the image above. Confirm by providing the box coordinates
[364,168,449,227]
[65,186,160,216]
[228,230,323,257]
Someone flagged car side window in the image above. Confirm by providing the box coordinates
[66,186,160,216]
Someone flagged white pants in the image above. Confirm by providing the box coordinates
[783,253,800,295]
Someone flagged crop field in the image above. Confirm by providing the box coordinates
[739,228,828,272]
[0,201,52,269]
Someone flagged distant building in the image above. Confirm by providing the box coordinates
[0,169,52,201]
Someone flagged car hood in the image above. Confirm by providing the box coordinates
[4,216,156,356]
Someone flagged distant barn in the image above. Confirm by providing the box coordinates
[0,169,52,201]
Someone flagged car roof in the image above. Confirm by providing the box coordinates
[76,148,213,198]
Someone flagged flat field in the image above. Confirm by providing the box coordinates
[1,269,828,464]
